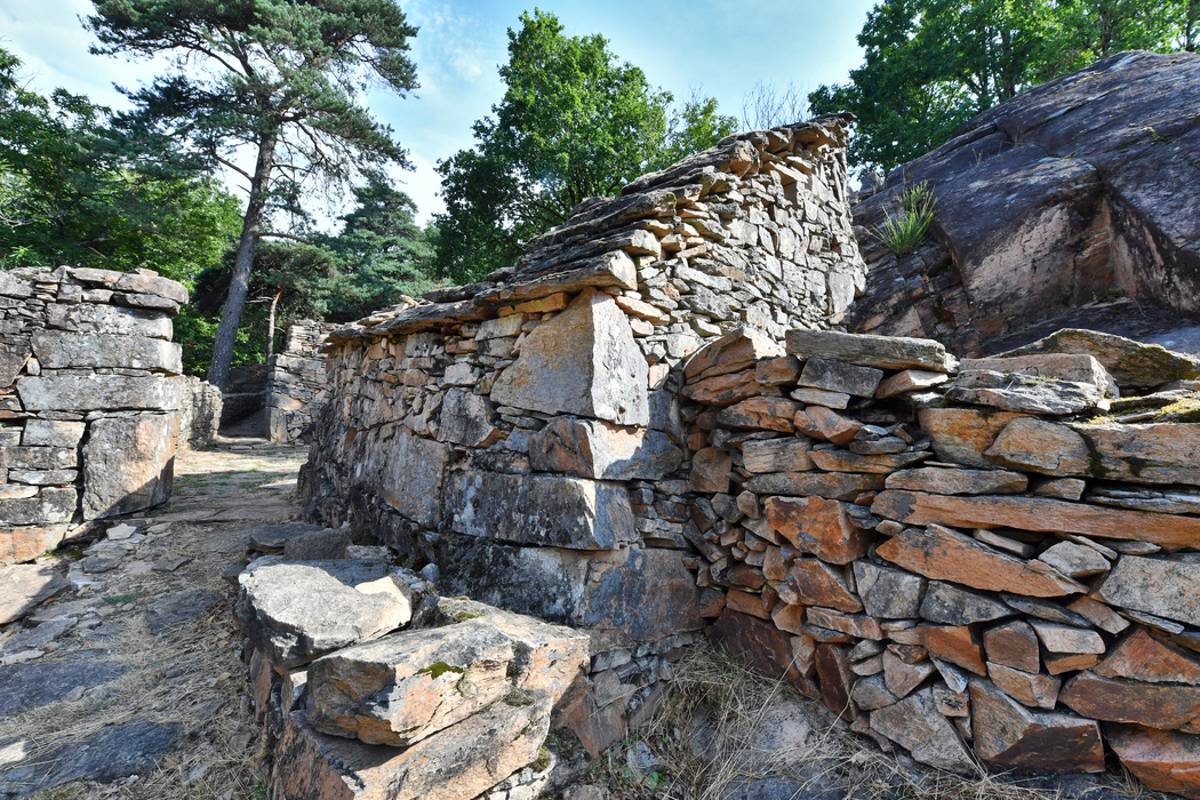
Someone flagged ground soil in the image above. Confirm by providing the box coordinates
[0,439,307,800]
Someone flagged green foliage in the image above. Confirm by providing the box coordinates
[809,0,1197,174]
[0,47,241,280]
[86,0,421,384]
[873,182,936,255]
[323,174,439,321]
[433,10,735,284]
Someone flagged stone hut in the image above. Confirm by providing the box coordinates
[300,116,864,750]
[0,267,188,562]
[266,319,336,443]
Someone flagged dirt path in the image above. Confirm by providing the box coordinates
[0,441,308,800]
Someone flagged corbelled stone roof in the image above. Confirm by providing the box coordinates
[328,114,854,344]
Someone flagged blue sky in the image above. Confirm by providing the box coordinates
[0,0,876,225]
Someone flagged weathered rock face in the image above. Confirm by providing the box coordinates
[846,51,1200,357]
[266,320,335,443]
[0,266,187,561]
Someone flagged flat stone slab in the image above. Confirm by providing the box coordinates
[0,719,180,795]
[997,327,1200,390]
[0,659,128,717]
[235,557,413,668]
[785,330,954,372]
[145,587,223,635]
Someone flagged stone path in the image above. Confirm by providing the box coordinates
[0,441,308,800]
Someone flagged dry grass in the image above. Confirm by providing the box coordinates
[591,646,1167,800]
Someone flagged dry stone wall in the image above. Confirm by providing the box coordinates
[0,266,187,562]
[266,319,335,443]
[299,117,863,753]
[683,327,1200,797]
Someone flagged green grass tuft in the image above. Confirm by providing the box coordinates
[873,181,936,255]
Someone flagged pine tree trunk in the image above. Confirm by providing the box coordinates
[266,286,283,362]
[206,132,278,388]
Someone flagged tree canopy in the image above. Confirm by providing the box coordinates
[810,0,1199,175]
[86,0,420,386]
[0,47,241,281]
[433,10,736,284]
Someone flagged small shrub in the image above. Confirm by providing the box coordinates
[873,181,936,255]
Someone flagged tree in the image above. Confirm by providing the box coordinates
[810,0,1191,175]
[86,0,419,387]
[324,174,437,321]
[741,81,809,131]
[434,10,734,284]
[0,47,241,280]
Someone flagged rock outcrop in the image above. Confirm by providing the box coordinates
[847,51,1200,357]
[0,266,188,563]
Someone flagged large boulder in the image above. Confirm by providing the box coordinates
[847,51,1200,354]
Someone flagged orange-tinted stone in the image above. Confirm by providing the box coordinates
[1107,724,1200,799]
[765,496,873,565]
[789,558,862,612]
[920,625,986,675]
[874,522,1083,598]
[1096,627,1200,685]
[1060,671,1200,730]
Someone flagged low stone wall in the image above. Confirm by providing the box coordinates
[0,266,187,562]
[681,327,1200,796]
[178,376,223,449]
[230,524,588,800]
[266,320,334,443]
[299,117,864,753]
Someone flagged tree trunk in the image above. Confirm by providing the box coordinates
[1187,0,1199,52]
[206,132,278,388]
[266,286,283,362]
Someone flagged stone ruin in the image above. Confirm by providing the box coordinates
[266,319,335,443]
[0,266,188,564]
[233,109,1200,800]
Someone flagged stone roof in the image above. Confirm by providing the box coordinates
[327,114,854,344]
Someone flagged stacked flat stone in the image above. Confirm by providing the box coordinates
[0,266,187,563]
[681,327,1200,797]
[266,319,335,443]
[232,527,588,800]
[300,117,865,755]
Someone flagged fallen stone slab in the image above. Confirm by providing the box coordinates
[969,678,1104,773]
[869,688,974,774]
[245,521,330,554]
[997,328,1200,390]
[235,557,413,668]
[1096,555,1200,627]
[871,489,1200,550]
[874,523,1083,598]
[0,563,68,625]
[145,587,223,635]
[1106,724,1200,799]
[271,698,551,800]
[786,330,954,372]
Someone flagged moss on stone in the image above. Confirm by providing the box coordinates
[417,662,465,680]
